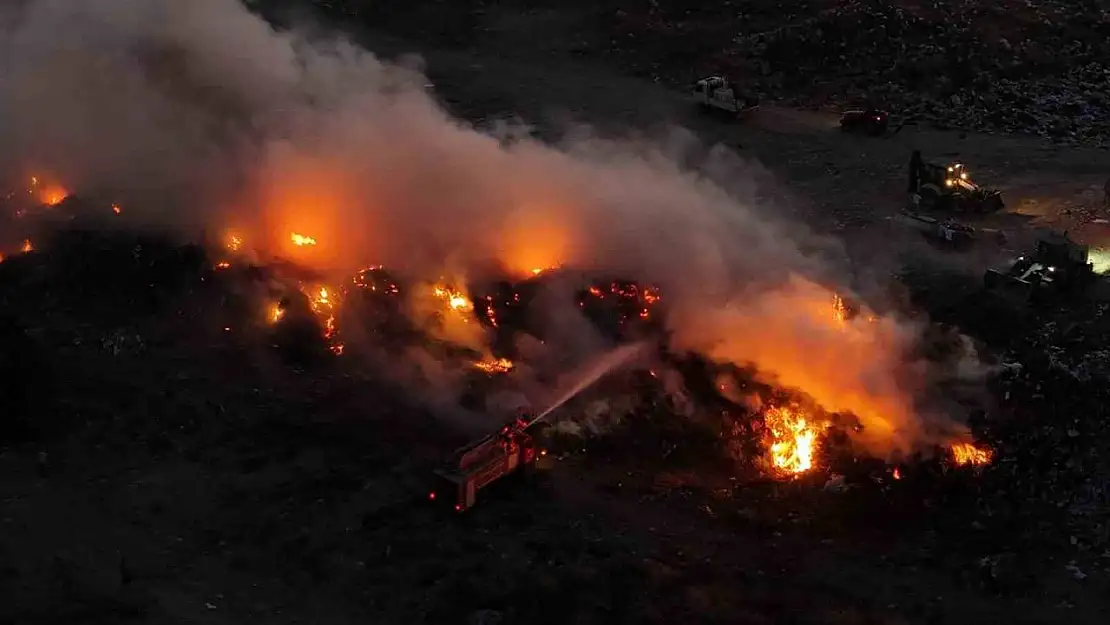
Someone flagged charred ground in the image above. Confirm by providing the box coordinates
[3,1,1110,624]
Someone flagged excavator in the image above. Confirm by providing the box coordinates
[908,151,1005,214]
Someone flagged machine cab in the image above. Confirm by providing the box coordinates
[694,75,726,94]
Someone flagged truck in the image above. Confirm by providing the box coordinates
[839,108,890,136]
[692,75,760,119]
[984,233,1095,302]
[428,414,551,512]
[908,151,1004,214]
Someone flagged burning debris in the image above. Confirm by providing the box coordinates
[472,357,514,374]
[950,442,993,467]
[432,284,474,316]
[291,233,317,247]
[0,0,1009,490]
[764,405,824,476]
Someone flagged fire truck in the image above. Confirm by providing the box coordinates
[428,415,550,512]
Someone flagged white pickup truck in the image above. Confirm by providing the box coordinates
[692,75,760,118]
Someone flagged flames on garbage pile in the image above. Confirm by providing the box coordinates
[473,357,514,374]
[764,405,825,476]
[950,442,992,467]
[433,284,474,315]
[27,176,67,207]
[579,280,663,323]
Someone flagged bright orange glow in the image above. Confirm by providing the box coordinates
[682,276,929,456]
[290,232,317,246]
[226,234,243,251]
[28,176,68,206]
[433,284,474,314]
[112,204,122,215]
[473,357,514,374]
[215,261,231,270]
[495,209,572,277]
[892,467,902,480]
[21,239,33,253]
[764,405,822,476]
[269,304,285,323]
[950,442,992,466]
[300,284,344,355]
[832,293,848,323]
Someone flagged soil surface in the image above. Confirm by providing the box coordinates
[3,2,1110,624]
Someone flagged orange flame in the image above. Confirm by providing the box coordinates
[215,261,231,270]
[29,176,67,206]
[832,293,848,323]
[226,234,243,251]
[473,357,514,374]
[21,239,33,253]
[291,232,317,246]
[269,304,285,323]
[764,406,822,476]
[433,284,473,314]
[112,204,122,215]
[950,442,992,466]
[301,285,344,355]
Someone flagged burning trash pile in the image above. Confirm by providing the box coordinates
[196,227,995,482]
[0,0,1003,486]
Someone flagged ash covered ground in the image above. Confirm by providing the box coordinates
[3,1,1110,624]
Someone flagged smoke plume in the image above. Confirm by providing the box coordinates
[0,0,981,456]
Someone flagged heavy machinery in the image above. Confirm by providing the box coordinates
[692,75,760,119]
[428,413,551,512]
[908,151,1004,214]
[890,210,977,248]
[839,108,890,136]
[984,233,1095,301]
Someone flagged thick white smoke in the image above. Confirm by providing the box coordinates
[0,0,983,456]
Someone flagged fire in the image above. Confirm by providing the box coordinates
[832,293,848,323]
[215,261,231,270]
[112,204,122,215]
[302,285,344,354]
[950,442,992,466]
[269,303,285,323]
[764,406,821,476]
[352,266,400,295]
[21,239,33,253]
[473,357,514,374]
[29,176,67,206]
[291,232,317,247]
[433,285,474,314]
[226,234,243,251]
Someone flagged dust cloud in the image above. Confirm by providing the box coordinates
[0,0,984,456]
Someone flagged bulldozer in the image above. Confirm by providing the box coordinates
[692,75,760,119]
[984,233,1095,302]
[908,151,1004,214]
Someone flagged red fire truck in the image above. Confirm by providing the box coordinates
[428,415,549,512]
